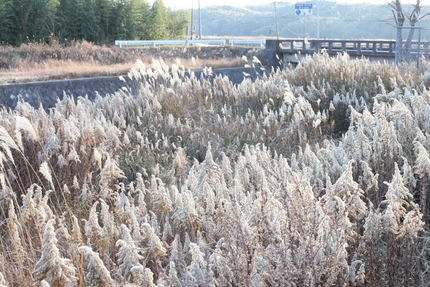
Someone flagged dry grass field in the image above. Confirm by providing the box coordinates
[0,43,430,286]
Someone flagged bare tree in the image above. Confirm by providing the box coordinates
[389,0,428,26]
[389,0,429,62]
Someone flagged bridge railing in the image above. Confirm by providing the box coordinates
[115,39,226,48]
[277,39,397,57]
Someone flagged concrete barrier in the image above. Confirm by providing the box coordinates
[0,76,132,110]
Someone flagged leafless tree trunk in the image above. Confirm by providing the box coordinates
[389,0,428,62]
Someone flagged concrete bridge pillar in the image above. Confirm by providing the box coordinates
[262,39,283,71]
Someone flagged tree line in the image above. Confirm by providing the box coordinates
[0,0,189,45]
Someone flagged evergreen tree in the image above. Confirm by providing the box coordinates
[0,0,14,43]
[10,0,33,43]
[94,0,113,44]
[56,0,78,41]
[0,0,187,44]
[148,0,168,40]
[6,0,53,43]
[56,0,97,42]
[44,0,60,40]
[131,0,150,40]
[167,9,188,39]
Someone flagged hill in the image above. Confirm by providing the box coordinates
[198,1,430,39]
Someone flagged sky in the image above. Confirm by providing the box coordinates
[160,0,419,10]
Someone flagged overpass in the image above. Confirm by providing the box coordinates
[265,39,398,65]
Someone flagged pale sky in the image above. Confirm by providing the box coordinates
[159,0,419,10]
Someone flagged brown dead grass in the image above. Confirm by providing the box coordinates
[0,41,254,84]
[0,61,133,84]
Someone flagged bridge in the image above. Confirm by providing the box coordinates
[266,39,398,64]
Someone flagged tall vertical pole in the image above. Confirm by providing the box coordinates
[392,10,400,65]
[317,0,320,38]
[274,2,279,40]
[191,0,194,40]
[199,0,202,39]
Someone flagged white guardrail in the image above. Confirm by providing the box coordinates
[229,39,266,48]
[115,40,225,48]
[115,39,266,48]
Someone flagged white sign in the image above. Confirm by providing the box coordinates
[295,3,313,16]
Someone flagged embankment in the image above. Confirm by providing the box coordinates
[0,67,266,110]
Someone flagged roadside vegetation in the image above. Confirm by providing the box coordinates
[0,0,188,46]
[0,41,255,84]
[0,52,430,286]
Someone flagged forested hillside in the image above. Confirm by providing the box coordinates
[200,1,430,39]
[0,0,188,45]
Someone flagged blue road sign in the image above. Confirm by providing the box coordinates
[295,3,313,15]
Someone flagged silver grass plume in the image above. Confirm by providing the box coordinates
[99,153,125,199]
[167,261,182,287]
[149,210,161,237]
[0,142,14,165]
[362,208,384,243]
[32,219,78,286]
[15,116,39,141]
[116,238,144,282]
[135,189,148,223]
[250,246,270,287]
[20,183,39,224]
[401,156,416,189]
[186,243,211,286]
[83,202,104,250]
[100,199,119,241]
[398,202,424,241]
[39,161,55,190]
[0,271,7,287]
[71,215,84,246]
[150,176,173,213]
[141,222,167,258]
[324,160,367,221]
[130,265,157,287]
[209,238,232,286]
[119,224,134,245]
[382,163,414,234]
[413,140,430,203]
[115,191,141,239]
[171,190,198,231]
[348,260,365,286]
[0,125,19,151]
[78,245,115,287]
[7,199,25,264]
[169,234,186,277]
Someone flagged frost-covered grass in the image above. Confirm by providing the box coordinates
[0,52,429,286]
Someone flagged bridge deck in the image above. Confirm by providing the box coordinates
[278,39,397,57]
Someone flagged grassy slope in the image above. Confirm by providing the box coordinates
[0,41,259,84]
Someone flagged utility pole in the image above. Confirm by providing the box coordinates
[199,0,202,39]
[274,2,279,40]
[191,0,194,40]
[316,0,320,38]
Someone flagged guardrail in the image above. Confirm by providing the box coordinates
[228,39,266,48]
[115,39,226,48]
